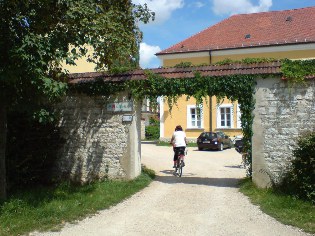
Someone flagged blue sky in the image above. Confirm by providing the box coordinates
[132,0,315,68]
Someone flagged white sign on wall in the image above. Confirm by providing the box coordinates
[122,115,133,122]
[107,102,133,112]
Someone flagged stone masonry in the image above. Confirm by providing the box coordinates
[54,92,141,184]
[52,69,314,187]
[252,77,315,187]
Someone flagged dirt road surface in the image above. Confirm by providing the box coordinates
[33,143,311,236]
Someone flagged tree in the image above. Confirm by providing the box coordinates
[0,0,154,201]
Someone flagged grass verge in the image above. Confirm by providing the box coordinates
[0,166,155,236]
[239,178,315,234]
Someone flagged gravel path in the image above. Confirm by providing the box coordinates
[32,143,312,236]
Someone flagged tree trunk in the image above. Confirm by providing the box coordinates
[0,94,7,201]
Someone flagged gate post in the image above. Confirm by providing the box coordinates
[252,78,272,187]
[124,99,142,179]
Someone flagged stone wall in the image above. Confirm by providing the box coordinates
[252,77,315,187]
[51,77,314,187]
[54,92,141,184]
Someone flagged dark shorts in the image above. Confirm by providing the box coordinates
[173,146,186,161]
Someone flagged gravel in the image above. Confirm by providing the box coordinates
[32,143,312,236]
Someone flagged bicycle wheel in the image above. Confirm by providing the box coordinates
[178,161,183,177]
[173,160,179,176]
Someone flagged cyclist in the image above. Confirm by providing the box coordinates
[170,125,187,168]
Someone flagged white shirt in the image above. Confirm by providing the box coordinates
[172,131,186,147]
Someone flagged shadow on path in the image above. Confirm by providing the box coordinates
[156,170,241,188]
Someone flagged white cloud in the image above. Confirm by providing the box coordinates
[193,2,206,8]
[133,0,184,24]
[212,0,272,15]
[139,42,161,68]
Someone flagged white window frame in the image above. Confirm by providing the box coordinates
[217,104,234,128]
[237,104,242,128]
[187,105,204,129]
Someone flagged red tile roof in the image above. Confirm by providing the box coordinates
[157,6,315,55]
[68,61,283,84]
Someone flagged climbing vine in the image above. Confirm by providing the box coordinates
[70,59,315,176]
[280,58,315,84]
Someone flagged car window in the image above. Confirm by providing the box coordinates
[208,133,217,138]
[199,132,217,139]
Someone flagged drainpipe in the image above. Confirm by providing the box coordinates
[209,50,213,132]
[209,96,213,132]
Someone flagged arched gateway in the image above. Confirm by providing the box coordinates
[54,61,315,188]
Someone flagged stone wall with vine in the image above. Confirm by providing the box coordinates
[53,92,141,183]
[70,59,315,178]
[252,77,315,187]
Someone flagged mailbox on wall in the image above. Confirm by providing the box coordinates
[122,115,133,122]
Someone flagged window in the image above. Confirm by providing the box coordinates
[187,105,203,128]
[217,104,233,128]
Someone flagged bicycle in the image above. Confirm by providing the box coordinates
[173,149,187,177]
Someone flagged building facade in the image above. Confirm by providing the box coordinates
[156,6,315,141]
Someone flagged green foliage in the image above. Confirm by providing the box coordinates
[214,57,276,65]
[0,167,154,236]
[6,112,63,192]
[277,132,315,203]
[149,116,159,125]
[241,57,277,64]
[174,61,193,68]
[214,58,235,65]
[0,0,154,112]
[33,109,56,124]
[141,164,156,179]
[239,178,315,234]
[213,57,315,86]
[281,59,315,84]
[145,126,159,140]
[71,79,126,96]
[145,117,160,140]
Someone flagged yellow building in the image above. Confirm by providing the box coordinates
[62,45,97,73]
[156,6,315,141]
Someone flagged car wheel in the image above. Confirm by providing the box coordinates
[218,143,223,151]
[198,147,203,151]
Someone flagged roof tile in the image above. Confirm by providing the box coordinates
[68,61,283,84]
[157,6,315,55]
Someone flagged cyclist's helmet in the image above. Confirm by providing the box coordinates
[175,125,183,131]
